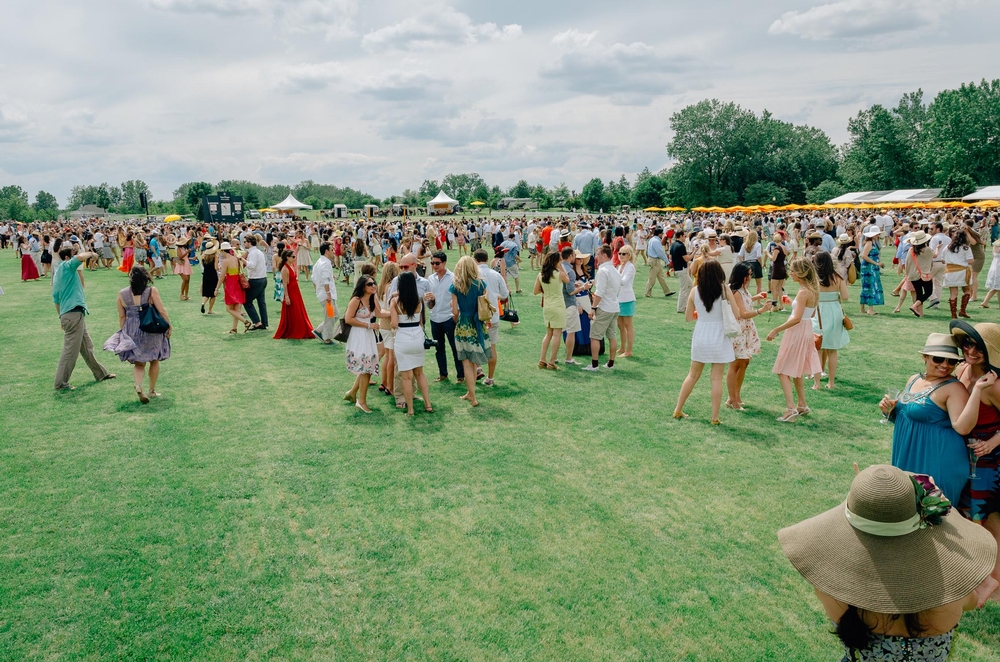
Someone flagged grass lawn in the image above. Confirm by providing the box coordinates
[1,247,999,661]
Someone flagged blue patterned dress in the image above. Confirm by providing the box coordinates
[449,279,492,366]
[860,242,884,306]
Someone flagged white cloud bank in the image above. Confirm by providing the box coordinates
[361,5,521,51]
[768,0,963,40]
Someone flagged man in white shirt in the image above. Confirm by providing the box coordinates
[928,221,951,308]
[311,242,337,343]
[425,251,464,383]
[475,248,509,386]
[242,235,269,330]
[582,245,622,372]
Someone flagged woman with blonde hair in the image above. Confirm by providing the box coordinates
[377,262,401,395]
[449,255,492,407]
[534,251,570,369]
[766,257,821,422]
[216,241,252,333]
[616,245,637,357]
[737,229,763,295]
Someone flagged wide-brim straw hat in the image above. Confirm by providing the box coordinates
[778,464,995,614]
[731,228,749,237]
[920,332,960,359]
[202,239,219,256]
[219,241,233,251]
[806,231,823,239]
[573,250,591,260]
[863,226,882,238]
[950,321,1000,369]
[908,230,930,246]
[836,233,853,244]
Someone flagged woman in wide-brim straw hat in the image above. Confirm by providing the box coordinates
[779,464,997,660]
[879,333,974,504]
[951,320,1000,586]
[200,237,220,315]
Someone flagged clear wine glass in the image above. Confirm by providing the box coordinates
[880,388,901,424]
[968,443,979,480]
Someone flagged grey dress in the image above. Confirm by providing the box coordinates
[115,287,171,363]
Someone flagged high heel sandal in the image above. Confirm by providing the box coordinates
[776,408,798,422]
[796,406,811,416]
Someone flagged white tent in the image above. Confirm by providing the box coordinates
[964,186,1000,201]
[427,191,458,215]
[272,194,312,210]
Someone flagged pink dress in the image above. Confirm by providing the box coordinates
[772,299,822,378]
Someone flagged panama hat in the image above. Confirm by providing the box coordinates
[863,226,882,238]
[907,230,931,246]
[919,332,960,359]
[219,241,233,251]
[836,233,853,245]
[732,227,749,238]
[778,464,995,614]
[573,249,591,260]
[703,228,717,238]
[806,230,823,240]
[950,321,1000,369]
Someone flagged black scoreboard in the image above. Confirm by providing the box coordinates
[202,192,244,224]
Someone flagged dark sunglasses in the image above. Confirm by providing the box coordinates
[930,356,960,366]
[959,337,981,350]
[430,261,442,266]
[400,264,412,270]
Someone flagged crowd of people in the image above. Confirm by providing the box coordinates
[6,206,1000,659]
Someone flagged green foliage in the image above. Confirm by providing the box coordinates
[806,180,848,204]
[32,190,58,212]
[939,172,977,199]
[923,80,1000,187]
[509,179,531,199]
[441,173,487,206]
[181,182,213,221]
[1,186,33,221]
[580,178,606,212]
[743,182,788,205]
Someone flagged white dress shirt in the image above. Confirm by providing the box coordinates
[246,246,267,279]
[427,269,456,323]
[311,255,336,303]
[478,263,509,324]
[593,261,622,313]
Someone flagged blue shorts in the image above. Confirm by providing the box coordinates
[619,301,636,317]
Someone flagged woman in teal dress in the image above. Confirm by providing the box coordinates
[881,333,974,504]
[811,251,849,390]
[449,256,492,407]
[859,227,884,314]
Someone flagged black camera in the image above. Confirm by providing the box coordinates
[424,338,438,350]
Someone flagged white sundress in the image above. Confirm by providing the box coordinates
[691,290,735,364]
[986,248,1000,291]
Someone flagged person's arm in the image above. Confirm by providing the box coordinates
[344,297,366,327]
[390,304,399,330]
[957,372,997,439]
[838,276,849,301]
[451,293,459,321]
[497,273,509,300]
[281,265,291,304]
[732,288,771,319]
[559,268,569,284]
[533,274,543,295]
[942,381,974,436]
[150,287,172,338]
[371,295,389,319]
[861,242,874,264]
[767,290,807,340]
[117,294,126,328]
[684,289,697,322]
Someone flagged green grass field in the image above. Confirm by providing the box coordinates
[2,248,999,661]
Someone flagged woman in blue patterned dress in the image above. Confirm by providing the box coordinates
[110,266,172,404]
[860,226,884,315]
[449,256,492,407]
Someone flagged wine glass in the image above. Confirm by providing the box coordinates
[880,388,901,424]
[968,442,979,480]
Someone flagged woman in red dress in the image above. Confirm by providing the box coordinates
[118,233,134,273]
[218,241,251,333]
[18,236,39,281]
[274,249,314,340]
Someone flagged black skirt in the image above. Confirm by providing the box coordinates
[202,263,219,297]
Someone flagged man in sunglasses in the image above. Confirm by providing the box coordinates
[426,251,465,384]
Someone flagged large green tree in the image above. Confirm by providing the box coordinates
[580,178,606,212]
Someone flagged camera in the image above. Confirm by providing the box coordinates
[423,338,438,350]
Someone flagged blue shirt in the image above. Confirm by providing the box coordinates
[149,237,161,257]
[501,240,519,266]
[821,233,837,253]
[573,230,600,256]
[52,257,88,316]
[647,236,668,261]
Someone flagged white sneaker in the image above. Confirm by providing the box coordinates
[603,363,614,370]
[581,365,599,372]
[564,359,578,365]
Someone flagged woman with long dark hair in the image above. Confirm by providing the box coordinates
[391,271,433,415]
[673,259,736,424]
[944,227,975,319]
[343,275,386,413]
[112,266,171,404]
[273,249,314,339]
[533,251,570,369]
[812,251,850,390]
[726,262,773,410]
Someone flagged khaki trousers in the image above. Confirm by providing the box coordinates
[676,269,693,312]
[644,258,672,296]
[315,303,338,341]
[931,262,945,301]
[55,311,109,389]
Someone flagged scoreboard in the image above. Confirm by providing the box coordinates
[202,192,245,224]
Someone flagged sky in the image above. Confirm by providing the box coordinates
[2,0,999,205]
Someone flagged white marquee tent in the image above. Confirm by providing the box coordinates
[964,186,1000,201]
[273,194,313,210]
[426,191,458,214]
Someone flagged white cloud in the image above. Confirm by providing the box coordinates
[277,62,346,91]
[149,0,357,39]
[361,5,521,51]
[768,0,960,41]
[542,30,703,105]
[0,103,32,143]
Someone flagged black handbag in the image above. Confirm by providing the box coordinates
[499,296,519,323]
[333,318,351,343]
[138,302,170,334]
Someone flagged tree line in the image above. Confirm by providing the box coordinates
[1,79,997,222]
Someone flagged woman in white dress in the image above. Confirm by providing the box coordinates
[980,239,1000,308]
[391,271,432,415]
[376,262,400,395]
[673,259,736,424]
[634,224,648,265]
[343,275,387,413]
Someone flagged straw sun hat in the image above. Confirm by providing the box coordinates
[950,321,1000,369]
[907,230,931,246]
[778,464,995,614]
[836,233,853,245]
[920,332,960,359]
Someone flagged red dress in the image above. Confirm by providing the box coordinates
[273,269,314,339]
[118,246,134,273]
[21,253,39,281]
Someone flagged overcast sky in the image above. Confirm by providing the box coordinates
[2,0,998,204]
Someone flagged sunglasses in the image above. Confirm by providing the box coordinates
[400,264,412,270]
[960,337,981,350]
[930,356,960,366]
[430,261,442,266]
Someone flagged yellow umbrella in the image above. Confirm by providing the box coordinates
[259,208,278,213]
[643,206,661,212]
[470,201,486,206]
[163,214,181,222]
[973,200,1000,208]
[691,207,709,212]
[725,206,747,212]
[664,206,686,212]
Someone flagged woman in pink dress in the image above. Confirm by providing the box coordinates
[766,257,821,422]
[173,236,193,300]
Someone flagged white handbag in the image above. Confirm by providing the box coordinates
[721,299,740,338]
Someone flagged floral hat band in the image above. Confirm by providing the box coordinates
[844,474,950,537]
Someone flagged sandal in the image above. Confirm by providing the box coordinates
[796,406,811,416]
[538,361,547,369]
[710,419,721,425]
[424,407,434,413]
[343,392,356,403]
[546,363,559,370]
[228,329,238,334]
[672,411,689,419]
[776,408,798,422]
[136,386,149,405]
